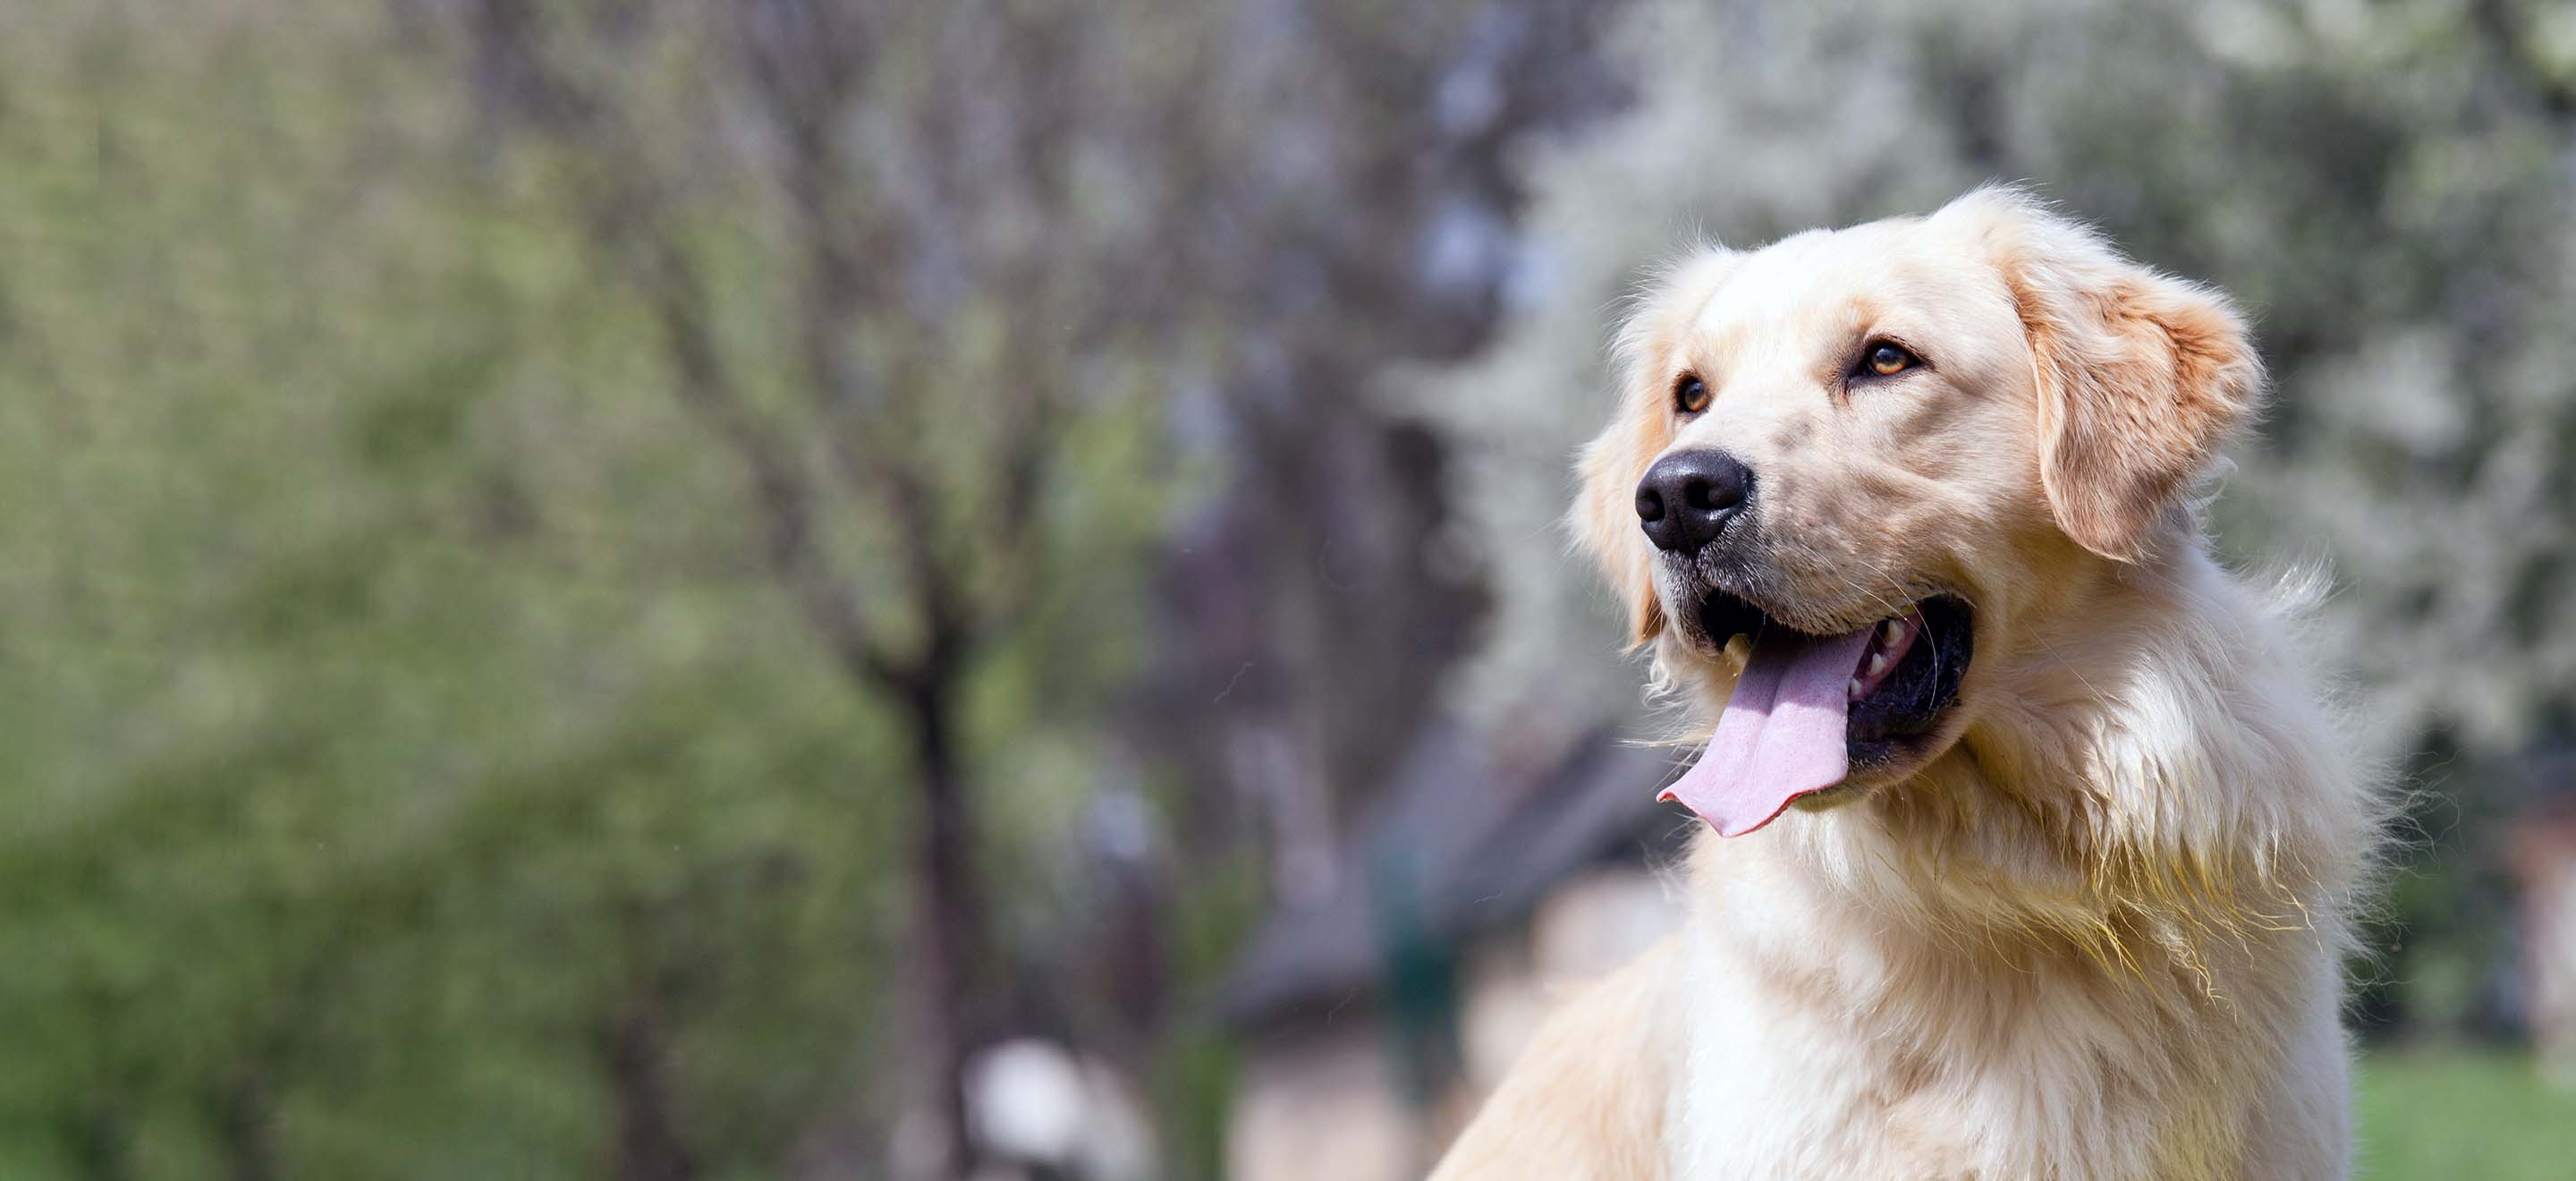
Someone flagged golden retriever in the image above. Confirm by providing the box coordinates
[1428,189,2383,1180]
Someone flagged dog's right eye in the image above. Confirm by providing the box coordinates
[1674,375,1711,414]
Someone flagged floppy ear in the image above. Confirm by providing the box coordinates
[1940,188,2265,561]
[1570,247,1736,647]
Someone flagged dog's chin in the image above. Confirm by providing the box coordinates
[1684,585,1977,784]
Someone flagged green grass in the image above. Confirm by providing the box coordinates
[2357,1047,2576,1179]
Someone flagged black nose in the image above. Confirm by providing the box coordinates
[1635,450,1754,554]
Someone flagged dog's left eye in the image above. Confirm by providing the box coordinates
[1860,342,1919,378]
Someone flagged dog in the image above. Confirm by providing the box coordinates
[1428,189,2383,1180]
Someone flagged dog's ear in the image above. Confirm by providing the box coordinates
[1938,187,2265,561]
[1572,247,1736,647]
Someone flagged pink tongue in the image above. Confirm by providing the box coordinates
[1658,624,1875,837]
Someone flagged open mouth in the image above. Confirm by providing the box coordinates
[1659,590,1974,837]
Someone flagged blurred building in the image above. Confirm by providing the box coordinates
[1216,724,1687,1179]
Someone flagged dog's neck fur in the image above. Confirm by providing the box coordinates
[1668,538,2377,1178]
[1711,532,2375,949]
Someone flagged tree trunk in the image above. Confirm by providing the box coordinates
[216,1068,279,1181]
[605,994,695,1181]
[906,661,984,1179]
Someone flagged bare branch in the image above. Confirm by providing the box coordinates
[630,234,911,694]
[461,0,912,693]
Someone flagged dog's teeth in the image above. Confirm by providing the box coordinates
[1848,677,1865,700]
[1882,619,1902,646]
[1867,652,1889,677]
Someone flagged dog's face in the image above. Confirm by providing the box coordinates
[1578,190,2261,826]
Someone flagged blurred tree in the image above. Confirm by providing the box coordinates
[1124,0,1625,905]
[0,7,936,1175]
[435,0,1629,1174]
[0,0,1635,1175]
[445,3,1212,1172]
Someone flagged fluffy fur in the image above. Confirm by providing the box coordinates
[1430,189,2385,1180]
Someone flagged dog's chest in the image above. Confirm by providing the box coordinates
[1665,918,2174,1179]
[1665,948,1965,1177]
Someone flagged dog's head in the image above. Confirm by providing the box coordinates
[1578,189,2262,835]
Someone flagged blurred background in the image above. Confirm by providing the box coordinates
[5,0,2574,1177]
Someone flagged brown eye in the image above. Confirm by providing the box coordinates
[1862,342,1918,378]
[1674,375,1711,413]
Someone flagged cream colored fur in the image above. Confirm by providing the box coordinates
[1430,189,2383,1180]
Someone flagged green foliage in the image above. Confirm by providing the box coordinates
[0,4,1172,1176]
